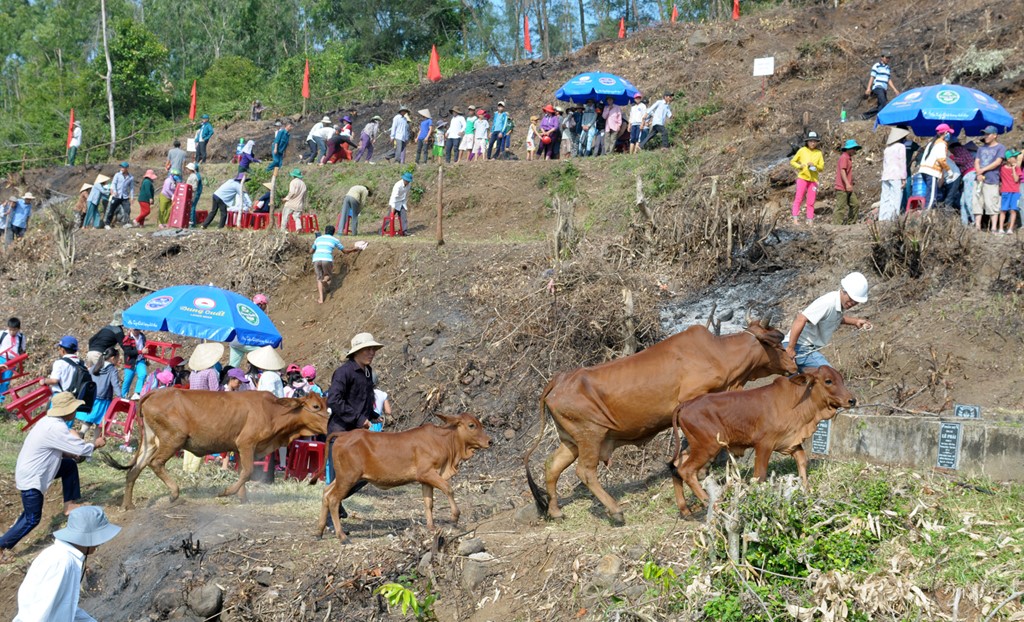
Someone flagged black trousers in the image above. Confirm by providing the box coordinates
[105,197,130,225]
[416,139,431,163]
[640,124,670,149]
[196,140,208,163]
[203,195,229,229]
[444,137,460,163]
[863,87,890,118]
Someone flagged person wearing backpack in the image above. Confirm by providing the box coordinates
[85,313,125,374]
[41,336,97,414]
[76,348,121,440]
[0,392,105,563]
[0,316,26,401]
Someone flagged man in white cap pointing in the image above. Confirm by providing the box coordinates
[783,272,873,372]
[14,506,121,621]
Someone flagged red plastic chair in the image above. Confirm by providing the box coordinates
[285,440,325,481]
[273,212,298,232]
[0,350,29,387]
[906,196,925,215]
[5,378,53,431]
[301,214,319,233]
[194,209,209,224]
[226,211,241,228]
[242,213,270,230]
[142,341,183,366]
[99,398,137,444]
[380,211,405,237]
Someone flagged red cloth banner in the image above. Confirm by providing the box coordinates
[427,46,442,82]
[671,5,678,22]
[66,109,75,149]
[524,15,533,53]
[188,81,197,121]
[302,59,310,99]
[618,17,626,38]
[733,0,740,20]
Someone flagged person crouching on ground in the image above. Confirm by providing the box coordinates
[783,272,872,372]
[76,347,120,440]
[14,506,120,621]
[0,393,105,563]
[311,225,362,304]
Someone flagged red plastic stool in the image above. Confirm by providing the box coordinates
[243,213,270,230]
[906,196,925,215]
[226,211,241,228]
[273,212,298,232]
[194,209,209,223]
[100,398,137,444]
[338,213,353,235]
[301,214,319,233]
[380,211,405,237]
[285,440,325,481]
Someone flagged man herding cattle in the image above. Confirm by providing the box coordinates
[783,272,872,372]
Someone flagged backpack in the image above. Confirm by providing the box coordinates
[63,356,97,413]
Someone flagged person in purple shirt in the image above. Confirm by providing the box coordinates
[539,105,559,160]
[415,109,433,164]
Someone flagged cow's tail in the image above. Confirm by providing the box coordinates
[99,393,150,471]
[667,406,685,482]
[524,379,556,516]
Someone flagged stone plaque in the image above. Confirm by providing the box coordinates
[810,419,831,455]
[937,422,962,470]
[954,404,981,420]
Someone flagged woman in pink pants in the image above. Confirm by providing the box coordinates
[790,131,825,224]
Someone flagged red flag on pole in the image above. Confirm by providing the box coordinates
[618,17,626,38]
[524,14,533,53]
[732,0,740,20]
[671,5,678,22]
[66,109,75,149]
[427,45,442,82]
[302,59,310,99]
[188,80,197,121]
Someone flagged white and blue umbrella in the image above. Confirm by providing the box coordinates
[123,285,282,347]
[555,72,641,106]
[876,84,1014,136]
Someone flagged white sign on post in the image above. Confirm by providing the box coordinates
[753,56,776,77]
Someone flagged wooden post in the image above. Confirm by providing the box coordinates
[726,200,733,269]
[267,167,279,231]
[436,165,445,246]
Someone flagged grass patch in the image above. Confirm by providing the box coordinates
[538,161,581,199]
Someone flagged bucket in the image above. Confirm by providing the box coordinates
[910,173,927,199]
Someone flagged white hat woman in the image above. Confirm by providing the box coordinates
[247,345,287,467]
[325,333,384,434]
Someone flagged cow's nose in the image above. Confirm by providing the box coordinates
[848,398,857,407]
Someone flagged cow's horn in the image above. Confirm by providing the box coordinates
[744,309,753,325]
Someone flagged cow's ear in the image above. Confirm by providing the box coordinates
[789,374,814,387]
[436,413,458,427]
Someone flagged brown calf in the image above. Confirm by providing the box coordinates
[669,366,855,516]
[318,413,491,543]
[103,389,328,509]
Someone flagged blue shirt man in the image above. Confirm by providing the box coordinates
[267,122,292,171]
[488,102,509,159]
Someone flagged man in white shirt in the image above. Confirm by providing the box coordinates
[67,121,82,166]
[444,107,466,164]
[783,272,872,372]
[302,116,329,163]
[387,172,413,235]
[640,92,675,150]
[390,106,411,164]
[0,393,105,562]
[13,505,120,621]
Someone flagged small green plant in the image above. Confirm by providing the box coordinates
[409,184,426,203]
[538,161,580,198]
[375,577,437,621]
[639,560,693,611]
[702,592,744,621]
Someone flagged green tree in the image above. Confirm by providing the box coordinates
[107,17,170,117]
[199,55,267,117]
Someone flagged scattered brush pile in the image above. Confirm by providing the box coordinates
[868,213,974,301]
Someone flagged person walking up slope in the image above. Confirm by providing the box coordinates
[790,131,824,224]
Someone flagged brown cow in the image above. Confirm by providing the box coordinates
[318,413,491,543]
[102,389,328,509]
[524,320,797,524]
[669,365,856,516]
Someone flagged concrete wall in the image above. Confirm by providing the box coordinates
[823,412,1024,481]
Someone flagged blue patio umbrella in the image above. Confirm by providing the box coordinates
[876,84,1014,136]
[555,72,641,106]
[123,285,282,347]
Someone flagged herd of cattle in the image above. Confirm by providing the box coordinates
[102,319,857,542]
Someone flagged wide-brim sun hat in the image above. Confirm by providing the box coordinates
[247,345,286,371]
[22,192,35,200]
[398,105,410,113]
[841,139,862,151]
[144,169,157,180]
[290,169,303,178]
[886,127,910,145]
[185,162,197,172]
[47,392,85,418]
[54,506,121,548]
[542,105,555,114]
[401,172,413,182]
[156,369,174,384]
[449,108,462,115]
[321,116,332,124]
[418,109,431,118]
[347,332,384,357]
[188,342,224,371]
[372,115,382,121]
[226,368,250,383]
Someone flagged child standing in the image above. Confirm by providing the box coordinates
[121,327,147,400]
[459,106,477,162]
[472,110,490,162]
[833,139,862,225]
[790,131,825,224]
[77,347,121,440]
[433,122,446,164]
[999,148,1021,234]
[526,115,539,161]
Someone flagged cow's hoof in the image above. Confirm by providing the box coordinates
[338,505,348,519]
[609,512,626,526]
